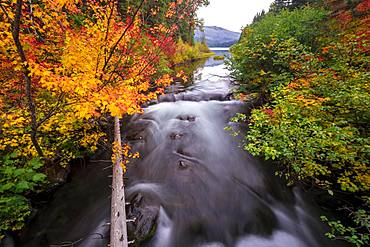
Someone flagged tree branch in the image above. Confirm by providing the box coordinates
[12,0,44,158]
[102,0,145,73]
[0,4,12,22]
[37,92,65,127]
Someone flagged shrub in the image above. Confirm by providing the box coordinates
[228,6,328,102]
[172,39,213,64]
[229,2,370,245]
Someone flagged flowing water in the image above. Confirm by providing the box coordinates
[15,49,343,247]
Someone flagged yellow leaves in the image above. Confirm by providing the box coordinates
[0,0,176,173]
[79,131,105,152]
[126,105,141,115]
[156,74,173,87]
[151,8,158,16]
[0,23,13,51]
[338,176,359,192]
[0,111,35,156]
[302,99,318,107]
[154,24,170,33]
[176,70,188,82]
[112,141,140,173]
[72,103,95,120]
[47,0,80,11]
[107,103,124,118]
[302,162,331,177]
[295,94,322,107]
[132,152,140,159]
[298,78,310,87]
[62,33,99,74]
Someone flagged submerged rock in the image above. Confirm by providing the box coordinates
[126,193,159,245]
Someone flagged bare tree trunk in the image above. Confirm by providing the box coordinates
[12,0,44,158]
[110,116,128,247]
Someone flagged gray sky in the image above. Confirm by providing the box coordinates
[197,0,274,32]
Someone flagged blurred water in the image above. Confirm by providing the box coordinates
[124,49,342,247]
[16,50,343,247]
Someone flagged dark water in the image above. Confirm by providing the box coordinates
[15,49,343,247]
[17,161,111,246]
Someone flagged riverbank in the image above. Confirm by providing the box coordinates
[228,1,369,246]
[172,40,214,65]
[11,47,349,247]
[123,50,341,247]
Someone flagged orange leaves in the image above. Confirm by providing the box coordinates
[356,0,370,13]
[176,70,188,82]
[111,142,140,173]
[0,0,202,165]
[296,96,320,107]
[294,91,327,107]
[297,78,310,87]
[156,74,174,87]
[288,82,299,89]
[0,0,212,235]
[337,10,353,23]
[166,2,177,18]
[47,0,81,13]
[322,46,331,54]
[236,93,249,101]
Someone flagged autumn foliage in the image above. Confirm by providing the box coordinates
[0,0,207,238]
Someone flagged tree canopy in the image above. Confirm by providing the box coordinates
[0,0,208,237]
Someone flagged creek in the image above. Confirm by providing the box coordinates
[17,49,343,247]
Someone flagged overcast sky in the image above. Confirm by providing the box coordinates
[197,0,275,32]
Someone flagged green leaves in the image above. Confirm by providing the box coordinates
[229,7,327,102]
[15,181,30,193]
[321,210,370,247]
[0,195,30,237]
[28,157,43,169]
[32,173,46,182]
[0,154,46,237]
[230,1,370,246]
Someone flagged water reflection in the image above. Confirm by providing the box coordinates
[205,48,230,67]
[167,48,230,98]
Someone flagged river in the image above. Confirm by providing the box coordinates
[16,48,343,247]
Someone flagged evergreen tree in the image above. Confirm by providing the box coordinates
[270,0,321,12]
[270,0,291,13]
[289,0,321,9]
[252,10,266,23]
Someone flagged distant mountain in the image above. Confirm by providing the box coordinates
[194,26,241,47]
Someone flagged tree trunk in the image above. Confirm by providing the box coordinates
[110,116,128,247]
[12,0,44,158]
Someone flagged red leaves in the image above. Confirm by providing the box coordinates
[288,83,299,89]
[356,0,370,13]
[322,46,330,54]
[161,36,176,56]
[317,56,325,62]
[337,10,352,24]
[262,108,274,117]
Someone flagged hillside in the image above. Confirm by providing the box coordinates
[194,26,241,47]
